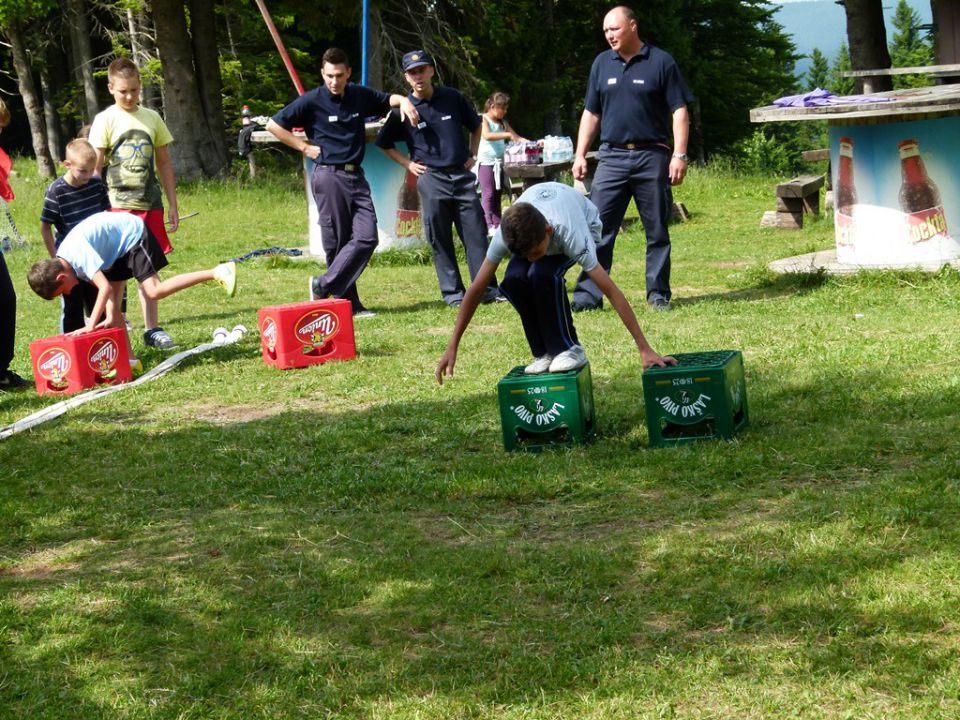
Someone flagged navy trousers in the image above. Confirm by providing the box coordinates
[311,165,379,311]
[0,251,15,373]
[417,168,497,305]
[500,253,579,358]
[573,146,673,309]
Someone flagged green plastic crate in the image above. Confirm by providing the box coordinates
[497,363,596,452]
[642,350,748,447]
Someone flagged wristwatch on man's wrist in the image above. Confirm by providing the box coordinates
[672,152,689,161]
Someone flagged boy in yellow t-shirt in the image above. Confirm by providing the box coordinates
[89,57,181,350]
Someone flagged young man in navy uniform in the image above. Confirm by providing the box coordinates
[571,6,693,312]
[267,48,418,318]
[376,50,500,307]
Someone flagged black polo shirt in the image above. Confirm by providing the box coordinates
[375,86,480,168]
[584,44,693,146]
[272,83,391,165]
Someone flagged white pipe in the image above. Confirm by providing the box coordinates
[0,325,248,441]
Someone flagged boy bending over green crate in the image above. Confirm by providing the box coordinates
[436,182,675,384]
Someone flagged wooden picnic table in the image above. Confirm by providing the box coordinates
[750,84,960,268]
[248,123,423,253]
[504,152,598,197]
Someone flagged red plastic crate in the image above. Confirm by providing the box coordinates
[29,326,132,396]
[257,299,356,369]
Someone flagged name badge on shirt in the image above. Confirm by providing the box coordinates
[328,115,339,122]
[633,79,645,85]
[607,78,618,85]
[441,115,452,121]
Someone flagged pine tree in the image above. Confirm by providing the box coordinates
[889,0,934,89]
[829,43,856,95]
[807,48,830,91]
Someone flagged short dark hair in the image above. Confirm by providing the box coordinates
[501,203,548,256]
[27,259,65,300]
[322,48,351,68]
[107,57,140,82]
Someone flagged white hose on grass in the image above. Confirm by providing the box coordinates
[0,325,248,441]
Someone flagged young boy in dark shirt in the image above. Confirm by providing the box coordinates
[40,138,112,332]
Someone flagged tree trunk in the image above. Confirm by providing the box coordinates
[65,0,99,122]
[841,0,894,93]
[541,0,561,135]
[6,18,56,178]
[40,65,63,162]
[128,8,160,110]
[187,0,229,175]
[151,0,207,180]
[368,5,384,90]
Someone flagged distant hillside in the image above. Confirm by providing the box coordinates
[774,0,933,81]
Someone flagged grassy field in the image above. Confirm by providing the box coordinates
[2,159,959,719]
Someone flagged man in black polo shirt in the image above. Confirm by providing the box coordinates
[266,47,418,318]
[572,6,693,312]
[376,50,500,307]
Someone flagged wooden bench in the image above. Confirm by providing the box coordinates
[761,174,825,230]
[840,63,960,94]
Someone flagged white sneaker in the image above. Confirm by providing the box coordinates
[548,345,587,373]
[213,262,237,297]
[524,355,553,374]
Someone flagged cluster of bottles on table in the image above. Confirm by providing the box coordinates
[504,136,574,165]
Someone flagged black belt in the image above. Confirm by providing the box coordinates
[427,164,465,173]
[607,142,665,151]
[317,163,360,172]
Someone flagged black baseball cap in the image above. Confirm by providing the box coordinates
[402,50,434,72]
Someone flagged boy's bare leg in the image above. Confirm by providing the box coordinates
[110,282,137,363]
[139,262,235,302]
[140,270,214,301]
[139,285,159,330]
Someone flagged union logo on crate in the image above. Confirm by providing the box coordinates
[510,396,568,429]
[656,388,713,421]
[36,347,71,389]
[87,337,120,379]
[260,316,278,353]
[295,309,340,354]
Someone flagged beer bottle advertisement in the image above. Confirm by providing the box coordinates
[394,168,422,244]
[834,136,857,255]
[897,139,949,245]
[365,140,427,251]
[829,118,959,267]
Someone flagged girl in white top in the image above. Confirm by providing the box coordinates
[476,92,525,235]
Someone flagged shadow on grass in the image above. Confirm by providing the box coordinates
[674,269,830,308]
[1,364,959,715]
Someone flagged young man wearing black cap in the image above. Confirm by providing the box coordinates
[376,50,501,307]
[267,48,419,317]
